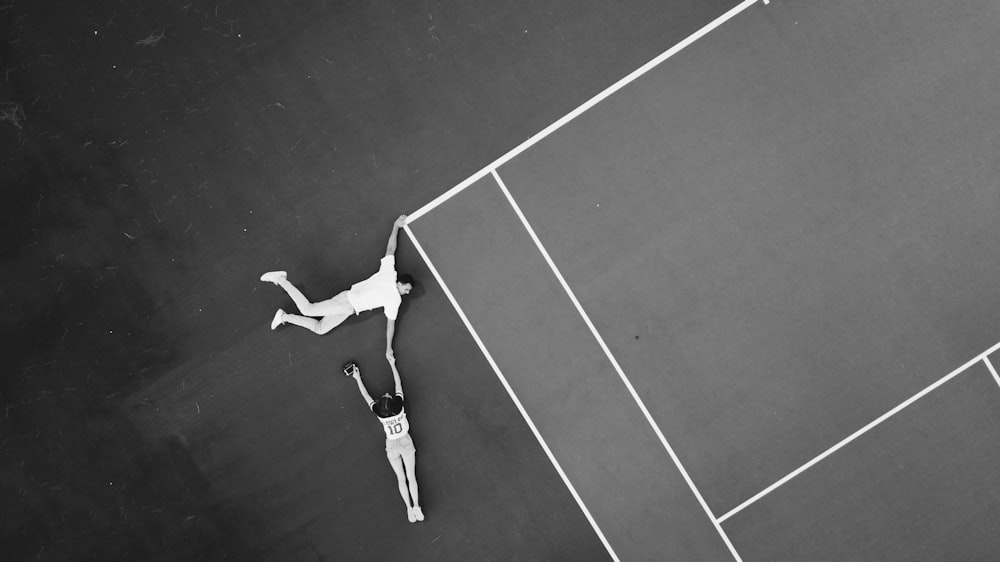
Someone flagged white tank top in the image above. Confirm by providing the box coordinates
[379,408,410,440]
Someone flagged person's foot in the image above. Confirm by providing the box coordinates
[259,271,287,284]
[270,309,285,330]
[412,505,424,522]
[407,507,417,523]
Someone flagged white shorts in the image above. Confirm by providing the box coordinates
[385,433,416,461]
[311,290,355,318]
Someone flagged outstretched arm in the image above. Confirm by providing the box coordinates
[387,354,403,396]
[384,214,408,257]
[385,317,396,359]
[351,367,375,407]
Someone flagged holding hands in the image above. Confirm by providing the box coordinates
[385,214,408,258]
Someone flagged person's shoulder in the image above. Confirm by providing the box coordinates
[384,300,400,320]
[380,254,396,268]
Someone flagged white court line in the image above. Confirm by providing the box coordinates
[984,356,1000,390]
[718,339,1000,524]
[492,170,744,562]
[404,0,761,225]
[402,225,621,562]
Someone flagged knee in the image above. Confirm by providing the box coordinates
[314,320,336,335]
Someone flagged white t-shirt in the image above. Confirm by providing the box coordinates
[370,394,410,440]
[378,408,410,440]
[347,255,401,320]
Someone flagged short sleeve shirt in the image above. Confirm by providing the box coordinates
[370,394,409,440]
[347,255,401,320]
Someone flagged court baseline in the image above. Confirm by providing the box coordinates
[405,0,761,225]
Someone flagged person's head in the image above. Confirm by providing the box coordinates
[396,274,414,296]
[375,393,402,418]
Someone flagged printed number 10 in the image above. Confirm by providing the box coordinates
[389,423,403,435]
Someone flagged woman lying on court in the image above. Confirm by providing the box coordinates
[345,353,424,523]
[259,214,413,354]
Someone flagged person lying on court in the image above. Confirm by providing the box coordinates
[259,214,413,351]
[344,353,424,522]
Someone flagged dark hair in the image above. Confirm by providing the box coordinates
[396,274,423,298]
[376,395,402,418]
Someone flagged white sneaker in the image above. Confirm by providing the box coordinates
[412,505,424,522]
[270,309,285,330]
[407,507,417,523]
[259,271,287,284]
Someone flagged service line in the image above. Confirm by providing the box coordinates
[718,339,1000,524]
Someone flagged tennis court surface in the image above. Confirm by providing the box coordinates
[407,0,1000,559]
[9,0,1000,559]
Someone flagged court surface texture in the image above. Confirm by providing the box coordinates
[4,0,1000,560]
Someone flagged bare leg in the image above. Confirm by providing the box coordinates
[402,448,420,509]
[388,455,414,520]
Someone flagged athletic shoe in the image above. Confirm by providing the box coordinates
[412,506,424,522]
[270,309,285,330]
[407,507,417,523]
[259,271,287,284]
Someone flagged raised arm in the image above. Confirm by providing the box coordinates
[387,354,403,396]
[351,366,375,407]
[384,214,408,257]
